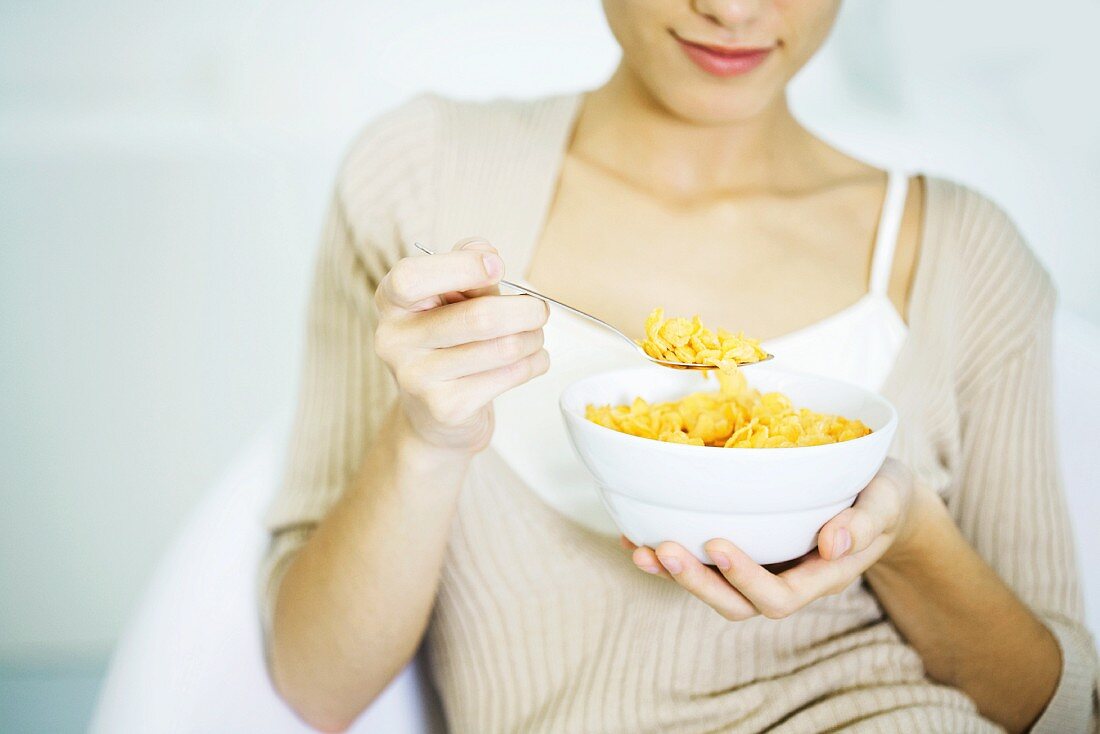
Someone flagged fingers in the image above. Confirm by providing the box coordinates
[818,471,903,562]
[630,545,673,579]
[702,539,803,619]
[624,538,674,578]
[449,238,502,300]
[415,349,551,426]
[704,538,877,619]
[774,537,890,599]
[653,542,759,621]
[417,329,545,381]
[626,537,862,621]
[405,295,550,348]
[625,537,813,621]
[378,245,504,312]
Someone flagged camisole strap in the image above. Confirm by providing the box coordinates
[868,170,910,296]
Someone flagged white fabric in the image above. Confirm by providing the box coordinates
[88,417,444,734]
[490,171,911,535]
[766,170,910,390]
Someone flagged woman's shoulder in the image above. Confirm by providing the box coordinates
[336,91,581,191]
[920,176,1051,288]
[918,176,1057,386]
[332,92,580,250]
[921,175,1054,303]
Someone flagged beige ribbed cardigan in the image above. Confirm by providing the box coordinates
[261,92,1099,732]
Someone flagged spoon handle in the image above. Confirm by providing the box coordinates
[497,279,635,347]
[412,242,637,349]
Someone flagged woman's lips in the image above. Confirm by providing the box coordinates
[672,32,774,78]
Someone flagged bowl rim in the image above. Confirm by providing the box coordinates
[558,365,898,456]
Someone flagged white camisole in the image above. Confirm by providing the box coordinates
[490,171,911,536]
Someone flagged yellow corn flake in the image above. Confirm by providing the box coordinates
[638,308,768,369]
[638,308,765,369]
[586,309,872,449]
[661,430,705,446]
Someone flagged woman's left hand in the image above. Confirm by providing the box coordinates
[625,458,930,620]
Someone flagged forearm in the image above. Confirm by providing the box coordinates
[865,488,1062,733]
[270,402,471,732]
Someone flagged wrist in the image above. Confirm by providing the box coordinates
[393,404,477,472]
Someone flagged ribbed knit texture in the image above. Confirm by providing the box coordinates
[260,93,1099,732]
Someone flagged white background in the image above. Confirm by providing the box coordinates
[1,0,1098,671]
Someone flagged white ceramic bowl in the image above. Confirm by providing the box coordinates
[559,366,898,565]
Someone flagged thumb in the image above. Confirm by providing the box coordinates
[818,474,901,561]
[450,237,501,299]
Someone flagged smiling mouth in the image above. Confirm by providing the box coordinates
[670,30,776,78]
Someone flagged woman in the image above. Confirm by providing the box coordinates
[260,2,1098,732]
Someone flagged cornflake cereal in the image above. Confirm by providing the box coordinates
[638,307,769,369]
[586,310,872,448]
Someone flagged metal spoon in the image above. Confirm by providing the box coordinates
[413,242,773,371]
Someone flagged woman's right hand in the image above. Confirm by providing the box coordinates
[374,238,551,454]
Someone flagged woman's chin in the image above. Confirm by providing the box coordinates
[647,80,785,126]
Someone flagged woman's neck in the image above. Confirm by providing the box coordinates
[571,64,837,199]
